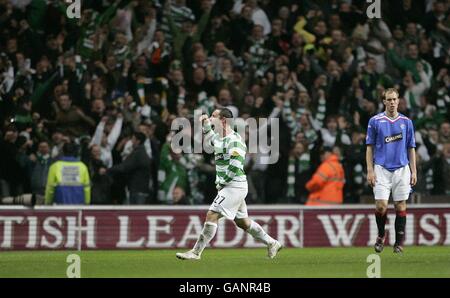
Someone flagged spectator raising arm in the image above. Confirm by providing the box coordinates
[90,117,108,146]
[106,115,123,150]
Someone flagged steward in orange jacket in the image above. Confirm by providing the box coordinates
[305,148,345,206]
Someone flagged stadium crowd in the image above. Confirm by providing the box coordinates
[0,0,449,205]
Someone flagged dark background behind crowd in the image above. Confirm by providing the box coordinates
[0,0,449,205]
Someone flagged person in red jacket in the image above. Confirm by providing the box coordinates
[305,147,345,206]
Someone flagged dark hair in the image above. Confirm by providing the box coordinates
[133,132,147,144]
[320,146,333,155]
[62,142,78,157]
[16,135,28,148]
[219,108,233,119]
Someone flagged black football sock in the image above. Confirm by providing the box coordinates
[375,210,387,238]
[395,210,407,246]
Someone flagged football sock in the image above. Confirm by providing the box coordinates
[246,220,275,246]
[375,209,387,238]
[192,221,217,255]
[395,210,407,246]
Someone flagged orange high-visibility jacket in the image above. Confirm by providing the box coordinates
[305,154,345,206]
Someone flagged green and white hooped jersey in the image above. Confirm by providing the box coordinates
[203,123,247,186]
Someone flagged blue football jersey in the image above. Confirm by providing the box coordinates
[366,112,416,171]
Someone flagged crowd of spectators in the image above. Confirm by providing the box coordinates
[0,0,449,205]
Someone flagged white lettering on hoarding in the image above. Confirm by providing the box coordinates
[318,214,365,246]
[65,216,77,248]
[1,209,450,250]
[0,216,24,248]
[117,216,145,248]
[419,214,440,245]
[41,217,63,248]
[276,215,301,247]
[146,216,175,248]
[82,216,97,248]
[404,214,415,245]
[178,216,203,247]
[368,215,377,246]
[444,214,450,245]
[25,216,37,248]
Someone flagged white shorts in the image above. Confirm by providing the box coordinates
[209,181,248,220]
[373,164,411,201]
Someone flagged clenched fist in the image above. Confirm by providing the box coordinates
[199,114,210,125]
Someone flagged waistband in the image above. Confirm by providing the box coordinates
[223,180,248,188]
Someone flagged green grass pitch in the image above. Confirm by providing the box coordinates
[0,247,449,278]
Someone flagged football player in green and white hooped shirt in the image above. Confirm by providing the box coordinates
[176,108,281,260]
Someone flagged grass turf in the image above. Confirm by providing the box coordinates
[0,246,449,278]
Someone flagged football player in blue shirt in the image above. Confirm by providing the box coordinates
[366,88,417,253]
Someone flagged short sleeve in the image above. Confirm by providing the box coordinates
[406,120,416,148]
[366,117,377,145]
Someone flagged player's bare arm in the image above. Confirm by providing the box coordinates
[409,148,417,186]
[366,145,376,187]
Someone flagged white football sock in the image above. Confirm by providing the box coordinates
[246,220,275,246]
[192,222,218,255]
